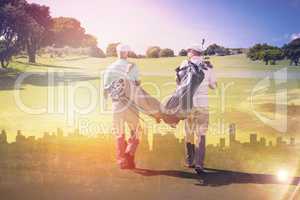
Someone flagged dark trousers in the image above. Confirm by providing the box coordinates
[195,135,206,168]
[185,135,206,168]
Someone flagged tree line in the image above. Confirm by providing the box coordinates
[247,39,300,66]
[106,44,243,58]
[105,44,175,58]
[0,0,104,68]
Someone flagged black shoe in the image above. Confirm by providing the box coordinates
[195,167,206,175]
[184,164,195,168]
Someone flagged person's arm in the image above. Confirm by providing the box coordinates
[103,69,110,90]
[127,62,140,85]
[102,69,111,108]
[176,60,188,85]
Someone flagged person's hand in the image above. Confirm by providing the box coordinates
[135,80,141,86]
[209,82,217,89]
[204,61,213,68]
[162,113,181,128]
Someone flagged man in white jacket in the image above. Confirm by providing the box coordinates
[181,45,217,174]
[104,44,162,169]
[103,44,141,169]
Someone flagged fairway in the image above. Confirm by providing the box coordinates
[1,54,299,144]
[1,55,300,199]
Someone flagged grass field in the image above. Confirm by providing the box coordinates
[0,54,300,144]
[10,54,300,73]
[1,54,300,198]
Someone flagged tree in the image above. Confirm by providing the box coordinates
[137,54,146,59]
[247,43,283,65]
[128,51,137,58]
[106,43,119,57]
[283,38,300,66]
[178,49,187,56]
[146,46,160,58]
[268,48,284,65]
[51,17,86,48]
[0,40,16,68]
[1,1,101,65]
[159,48,174,57]
[88,46,105,58]
[82,34,98,48]
[0,0,27,67]
[50,17,99,50]
[204,44,229,56]
[247,43,271,61]
[24,3,52,63]
[261,49,283,65]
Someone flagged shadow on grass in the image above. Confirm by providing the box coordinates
[15,61,81,69]
[59,56,90,62]
[134,168,300,186]
[0,71,99,90]
[0,68,24,90]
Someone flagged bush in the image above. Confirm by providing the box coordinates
[247,43,283,65]
[128,51,137,58]
[146,46,161,58]
[159,48,175,57]
[247,43,272,61]
[89,46,106,58]
[204,44,229,56]
[178,49,187,56]
[41,46,92,57]
[137,54,146,59]
[106,43,119,57]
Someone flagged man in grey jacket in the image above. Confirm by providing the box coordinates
[180,45,217,174]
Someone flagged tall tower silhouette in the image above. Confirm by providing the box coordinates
[229,123,236,147]
[220,138,226,148]
[290,137,295,146]
[0,130,7,144]
[250,134,258,145]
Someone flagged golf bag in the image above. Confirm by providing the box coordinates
[162,61,206,122]
[107,79,162,120]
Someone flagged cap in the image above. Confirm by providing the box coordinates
[116,44,131,53]
[187,44,204,53]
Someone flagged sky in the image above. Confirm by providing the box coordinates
[28,0,300,53]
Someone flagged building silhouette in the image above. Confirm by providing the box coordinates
[229,123,236,147]
[290,138,295,146]
[16,130,26,144]
[220,138,226,149]
[0,123,298,175]
[250,134,258,145]
[0,130,7,144]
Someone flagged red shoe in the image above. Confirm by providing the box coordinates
[119,158,130,170]
[124,153,136,169]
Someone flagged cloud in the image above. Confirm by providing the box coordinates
[291,33,300,40]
